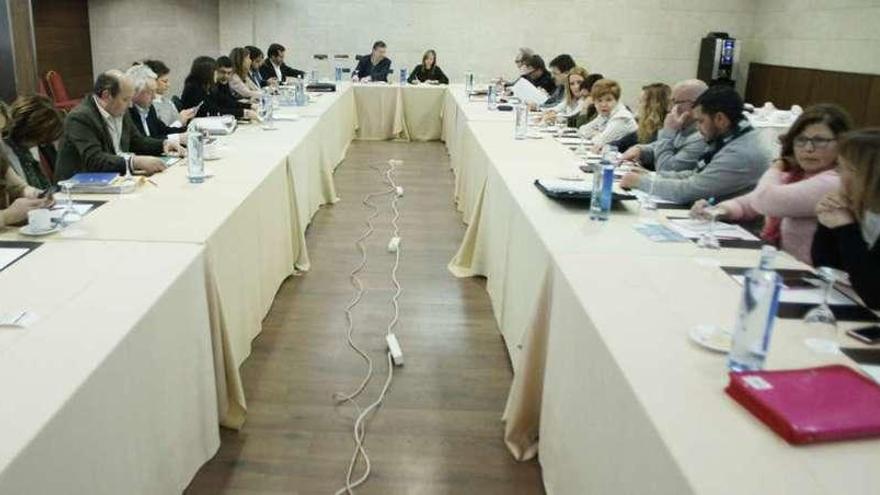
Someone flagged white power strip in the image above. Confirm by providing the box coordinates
[387,236,401,253]
[386,334,404,366]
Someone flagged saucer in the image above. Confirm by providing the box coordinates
[19,224,61,237]
[689,325,731,353]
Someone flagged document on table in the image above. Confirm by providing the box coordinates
[667,218,759,241]
[629,189,679,206]
[0,247,31,272]
[49,203,94,221]
[633,221,688,242]
[511,78,548,106]
[729,274,856,306]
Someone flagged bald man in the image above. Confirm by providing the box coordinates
[620,79,709,173]
[56,70,183,181]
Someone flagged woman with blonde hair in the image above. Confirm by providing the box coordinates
[543,66,589,123]
[229,47,262,100]
[637,82,671,144]
[812,127,880,308]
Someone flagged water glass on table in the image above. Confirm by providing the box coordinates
[803,267,840,354]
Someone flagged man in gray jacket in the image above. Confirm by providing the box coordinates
[620,86,772,205]
[620,79,708,172]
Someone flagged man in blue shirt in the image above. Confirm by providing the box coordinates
[353,41,392,82]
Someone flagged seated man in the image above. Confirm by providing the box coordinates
[520,55,556,96]
[620,79,708,172]
[126,64,188,141]
[353,41,392,82]
[55,70,182,181]
[215,56,255,116]
[259,43,305,85]
[543,54,576,108]
[620,86,772,205]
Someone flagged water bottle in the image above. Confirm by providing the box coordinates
[186,123,205,184]
[465,72,474,94]
[335,66,343,82]
[487,84,497,110]
[589,163,614,221]
[514,103,528,140]
[295,77,307,106]
[310,69,318,84]
[728,246,782,372]
[399,67,407,85]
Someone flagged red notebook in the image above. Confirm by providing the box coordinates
[726,365,880,444]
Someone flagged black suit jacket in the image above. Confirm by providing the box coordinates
[55,96,164,180]
[259,60,305,84]
[354,56,392,82]
[181,81,249,119]
[128,105,186,140]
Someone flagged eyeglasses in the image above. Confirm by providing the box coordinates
[794,136,836,149]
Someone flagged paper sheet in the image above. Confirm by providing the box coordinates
[730,275,856,306]
[668,218,759,241]
[511,78,548,106]
[0,247,30,271]
[629,189,679,206]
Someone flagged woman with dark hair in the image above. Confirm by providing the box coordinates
[229,47,262,99]
[812,128,880,308]
[180,56,253,119]
[0,152,51,228]
[407,49,449,84]
[567,73,603,128]
[142,59,195,126]
[0,95,64,188]
[691,104,854,264]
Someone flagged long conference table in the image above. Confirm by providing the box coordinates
[0,82,877,494]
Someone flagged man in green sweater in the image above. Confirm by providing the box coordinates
[55,70,183,181]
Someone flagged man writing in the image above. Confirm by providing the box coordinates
[353,41,392,83]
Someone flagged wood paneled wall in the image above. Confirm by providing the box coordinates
[33,0,93,98]
[745,63,880,128]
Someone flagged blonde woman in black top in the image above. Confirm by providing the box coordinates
[407,50,449,85]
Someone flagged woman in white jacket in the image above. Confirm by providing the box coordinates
[579,78,637,151]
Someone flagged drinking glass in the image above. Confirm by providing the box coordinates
[696,206,722,249]
[803,267,839,354]
[58,180,81,224]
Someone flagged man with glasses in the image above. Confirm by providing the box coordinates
[620,85,772,205]
[621,79,708,172]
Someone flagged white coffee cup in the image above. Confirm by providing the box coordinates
[27,208,52,231]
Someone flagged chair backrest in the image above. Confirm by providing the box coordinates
[45,70,71,103]
[37,78,49,97]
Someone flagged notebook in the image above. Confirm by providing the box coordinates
[726,365,880,444]
[70,173,119,186]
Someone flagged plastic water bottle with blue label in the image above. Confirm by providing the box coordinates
[465,72,475,94]
[728,246,782,372]
[487,85,497,110]
[186,123,205,184]
[589,163,614,221]
[335,66,343,82]
[399,67,407,85]
[295,77,307,106]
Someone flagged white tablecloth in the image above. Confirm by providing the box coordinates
[0,241,218,494]
[352,83,447,141]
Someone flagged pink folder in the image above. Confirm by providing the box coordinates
[726,365,880,444]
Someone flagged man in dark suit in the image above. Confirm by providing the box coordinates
[126,64,188,140]
[259,43,305,85]
[55,70,183,181]
[353,40,392,82]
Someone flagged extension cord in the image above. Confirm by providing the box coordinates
[387,236,401,253]
[386,334,404,366]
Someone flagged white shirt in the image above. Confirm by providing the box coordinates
[272,62,283,81]
[578,102,638,147]
[135,105,151,137]
[93,96,124,154]
[862,210,880,249]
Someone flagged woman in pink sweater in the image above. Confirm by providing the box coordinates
[691,104,853,264]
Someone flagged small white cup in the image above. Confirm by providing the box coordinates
[203,143,220,160]
[27,208,52,231]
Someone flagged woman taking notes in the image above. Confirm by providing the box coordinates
[691,104,852,264]
[578,78,637,150]
[408,50,449,84]
[812,128,880,309]
[229,47,263,100]
[542,66,589,124]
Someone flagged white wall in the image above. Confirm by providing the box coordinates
[218,0,757,107]
[747,0,880,75]
[88,0,220,96]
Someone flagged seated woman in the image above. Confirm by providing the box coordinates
[691,104,852,265]
[143,59,195,127]
[0,95,64,188]
[0,153,52,228]
[408,50,449,85]
[181,56,256,120]
[812,128,880,309]
[542,66,589,124]
[229,47,263,100]
[578,78,637,150]
[567,73,603,128]
[636,83,671,144]
[246,46,267,87]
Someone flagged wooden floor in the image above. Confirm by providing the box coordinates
[185,141,544,494]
